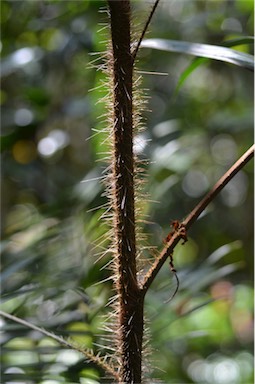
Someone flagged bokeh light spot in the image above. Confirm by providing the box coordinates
[37,130,69,157]
[221,17,242,32]
[213,359,240,383]
[14,108,34,126]
[37,137,57,157]
[220,171,248,207]
[12,47,35,65]
[12,140,37,164]
[49,129,69,147]
[182,169,209,197]
[210,134,237,165]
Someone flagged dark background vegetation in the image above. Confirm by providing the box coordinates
[1,1,253,383]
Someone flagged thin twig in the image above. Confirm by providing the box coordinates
[141,144,254,294]
[0,310,119,380]
[132,0,160,63]
[183,144,254,230]
[164,270,179,304]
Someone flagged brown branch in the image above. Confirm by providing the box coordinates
[183,144,254,229]
[141,144,254,294]
[132,0,160,63]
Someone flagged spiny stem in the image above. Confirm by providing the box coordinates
[132,0,161,63]
[141,144,254,293]
[107,1,144,382]
[0,310,119,380]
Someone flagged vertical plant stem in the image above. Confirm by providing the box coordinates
[108,1,144,382]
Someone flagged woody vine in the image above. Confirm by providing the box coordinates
[1,1,254,383]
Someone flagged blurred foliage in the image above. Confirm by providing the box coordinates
[0,1,253,383]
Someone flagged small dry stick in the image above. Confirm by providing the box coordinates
[163,221,187,302]
[0,310,119,380]
[164,252,180,303]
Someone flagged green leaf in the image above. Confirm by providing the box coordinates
[174,36,254,96]
[1,253,39,284]
[206,241,242,265]
[222,36,254,48]
[180,262,243,293]
[141,38,254,71]
[174,57,208,97]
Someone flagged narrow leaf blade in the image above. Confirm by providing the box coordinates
[141,38,254,71]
